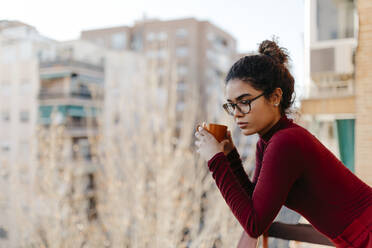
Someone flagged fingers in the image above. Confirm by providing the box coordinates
[223,130,231,139]
[195,125,209,136]
[195,122,213,141]
[220,139,229,146]
[195,129,205,139]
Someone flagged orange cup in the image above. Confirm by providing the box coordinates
[197,123,228,142]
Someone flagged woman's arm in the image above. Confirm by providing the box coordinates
[226,147,256,197]
[208,133,304,238]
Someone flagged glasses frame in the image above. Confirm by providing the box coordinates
[222,92,265,116]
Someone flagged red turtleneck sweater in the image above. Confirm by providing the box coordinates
[208,115,372,239]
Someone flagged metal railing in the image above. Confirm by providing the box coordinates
[39,59,104,72]
[237,222,335,247]
[308,73,355,99]
[38,91,103,100]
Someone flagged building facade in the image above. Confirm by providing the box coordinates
[81,18,237,139]
[355,0,372,185]
[301,0,357,173]
[0,20,56,247]
[0,21,145,246]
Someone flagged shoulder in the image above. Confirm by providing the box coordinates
[267,125,313,153]
[262,126,308,173]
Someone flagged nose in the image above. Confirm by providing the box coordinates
[233,106,244,119]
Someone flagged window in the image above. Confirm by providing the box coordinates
[316,0,355,41]
[131,32,143,51]
[20,79,32,94]
[111,33,127,49]
[20,111,29,123]
[95,38,104,46]
[146,50,156,58]
[19,141,29,156]
[1,142,10,152]
[176,28,188,38]
[158,49,167,58]
[1,45,16,63]
[114,113,120,124]
[158,67,165,75]
[176,47,188,57]
[177,65,188,76]
[1,111,10,122]
[176,101,185,111]
[214,36,229,48]
[1,81,11,95]
[146,32,155,41]
[73,138,91,161]
[177,81,187,91]
[158,32,168,41]
[206,50,214,60]
[207,32,215,41]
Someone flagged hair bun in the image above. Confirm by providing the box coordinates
[258,39,288,65]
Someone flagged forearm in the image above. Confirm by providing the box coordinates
[208,152,267,238]
[226,148,255,196]
[207,134,305,239]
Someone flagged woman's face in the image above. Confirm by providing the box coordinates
[225,79,282,136]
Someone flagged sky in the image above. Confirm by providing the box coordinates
[1,0,305,99]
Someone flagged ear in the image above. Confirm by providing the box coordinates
[270,87,283,106]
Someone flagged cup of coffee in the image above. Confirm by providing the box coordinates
[197,123,228,142]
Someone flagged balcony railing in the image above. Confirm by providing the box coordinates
[38,90,103,100]
[39,59,104,72]
[237,222,335,247]
[307,73,354,99]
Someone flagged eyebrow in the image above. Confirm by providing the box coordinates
[227,93,252,102]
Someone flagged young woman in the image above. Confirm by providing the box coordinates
[194,40,372,247]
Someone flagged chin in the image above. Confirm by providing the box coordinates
[241,128,256,136]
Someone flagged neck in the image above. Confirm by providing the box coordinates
[258,114,282,137]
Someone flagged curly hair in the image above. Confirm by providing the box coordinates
[225,38,296,116]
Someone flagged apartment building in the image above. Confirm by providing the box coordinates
[0,20,145,245]
[81,18,237,137]
[301,0,357,173]
[0,20,56,247]
[355,0,372,185]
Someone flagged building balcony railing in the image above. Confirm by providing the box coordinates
[39,59,104,72]
[306,73,354,99]
[38,90,103,100]
[66,119,99,128]
[65,126,99,137]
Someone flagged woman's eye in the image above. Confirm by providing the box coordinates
[240,100,250,105]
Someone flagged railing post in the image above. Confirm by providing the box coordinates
[262,232,269,248]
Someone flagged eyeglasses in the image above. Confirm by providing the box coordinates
[222,93,265,116]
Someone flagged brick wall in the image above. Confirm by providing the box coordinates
[355,0,372,186]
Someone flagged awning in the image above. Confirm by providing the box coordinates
[38,105,99,124]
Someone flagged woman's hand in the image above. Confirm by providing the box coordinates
[195,123,235,161]
[222,130,236,156]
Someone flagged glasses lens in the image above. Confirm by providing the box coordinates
[223,103,235,115]
[238,102,251,114]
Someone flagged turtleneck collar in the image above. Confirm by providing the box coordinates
[259,115,293,144]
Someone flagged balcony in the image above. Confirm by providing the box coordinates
[38,90,103,101]
[38,105,101,127]
[308,73,354,99]
[301,73,355,115]
[39,59,104,73]
[39,91,89,100]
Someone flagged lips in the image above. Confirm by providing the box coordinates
[237,122,249,128]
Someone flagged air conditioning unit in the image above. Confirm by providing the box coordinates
[310,41,355,74]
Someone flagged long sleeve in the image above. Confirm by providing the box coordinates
[226,148,255,196]
[207,133,304,238]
